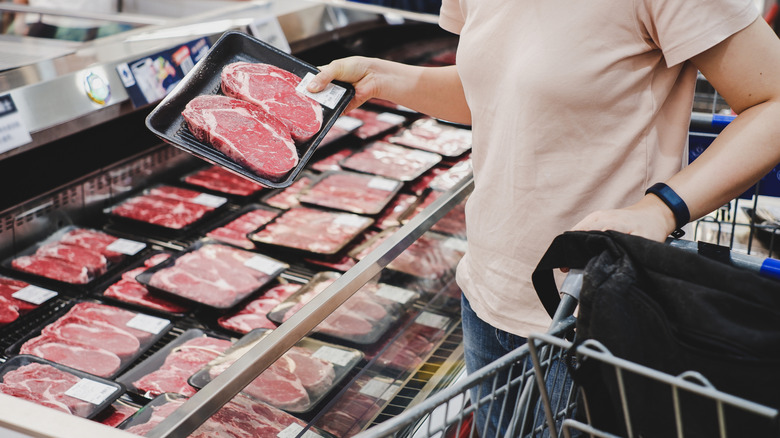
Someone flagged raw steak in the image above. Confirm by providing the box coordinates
[42,314,141,359]
[263,174,312,210]
[206,208,279,250]
[132,336,231,397]
[374,193,418,229]
[389,117,472,157]
[35,242,108,276]
[0,296,20,325]
[285,347,337,395]
[221,61,323,142]
[104,268,190,314]
[251,207,372,254]
[20,334,122,377]
[147,185,207,202]
[184,165,265,196]
[59,228,123,263]
[341,141,442,181]
[376,324,445,370]
[147,244,277,308]
[0,277,37,311]
[0,363,92,417]
[429,157,473,191]
[218,283,301,333]
[298,171,400,215]
[11,254,90,284]
[109,194,212,229]
[311,146,352,172]
[182,95,298,181]
[318,375,393,438]
[346,108,405,139]
[67,301,156,343]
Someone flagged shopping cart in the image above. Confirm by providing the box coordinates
[353,237,780,438]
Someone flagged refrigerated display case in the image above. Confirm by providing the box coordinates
[0,1,472,436]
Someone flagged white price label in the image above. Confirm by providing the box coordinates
[244,255,286,275]
[409,150,437,162]
[334,116,364,131]
[65,378,118,405]
[443,237,468,253]
[312,346,354,367]
[333,214,369,228]
[416,312,450,329]
[376,112,406,125]
[106,238,146,255]
[191,193,227,208]
[368,177,400,192]
[249,16,291,53]
[375,285,415,305]
[296,73,346,109]
[12,285,57,305]
[0,94,32,154]
[126,314,170,334]
[277,423,321,438]
[359,377,392,399]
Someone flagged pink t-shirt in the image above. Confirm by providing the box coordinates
[439,0,758,336]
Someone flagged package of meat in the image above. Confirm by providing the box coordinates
[310,145,353,173]
[0,275,59,327]
[0,354,123,419]
[189,328,362,413]
[204,204,281,250]
[373,310,455,372]
[181,165,266,198]
[315,374,401,438]
[248,207,374,256]
[10,300,173,379]
[116,329,233,399]
[137,241,288,310]
[146,30,355,189]
[217,281,303,334]
[105,184,228,237]
[298,171,402,215]
[345,108,407,140]
[99,252,191,317]
[373,193,419,230]
[267,272,415,345]
[318,115,364,148]
[388,118,472,157]
[429,157,473,191]
[94,396,143,428]
[340,141,442,182]
[407,190,468,237]
[3,226,146,289]
[119,392,335,438]
[260,171,315,210]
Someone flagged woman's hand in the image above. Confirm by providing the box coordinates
[307,56,385,113]
[571,194,677,242]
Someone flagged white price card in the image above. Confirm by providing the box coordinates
[244,255,286,275]
[192,193,227,208]
[0,94,32,154]
[358,377,392,399]
[443,237,468,253]
[375,285,416,305]
[106,238,146,256]
[334,116,364,131]
[296,73,346,109]
[416,311,450,329]
[376,112,406,125]
[368,177,400,192]
[126,314,170,334]
[12,285,57,305]
[312,346,354,367]
[249,16,291,53]
[334,214,369,228]
[65,378,118,405]
[277,423,321,438]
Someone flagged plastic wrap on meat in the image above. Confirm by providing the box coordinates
[184,165,265,197]
[340,141,441,181]
[318,375,396,438]
[109,194,213,229]
[389,118,472,157]
[20,334,122,377]
[311,147,352,173]
[429,157,473,191]
[206,209,279,250]
[218,283,301,334]
[221,62,323,142]
[132,336,231,397]
[346,108,405,139]
[374,194,418,229]
[98,401,139,427]
[104,267,190,314]
[298,172,400,215]
[355,232,465,280]
[263,174,312,210]
[11,255,90,284]
[375,323,446,370]
[0,363,92,417]
[35,243,108,276]
[251,207,372,254]
[59,228,123,263]
[41,314,141,359]
[183,95,299,181]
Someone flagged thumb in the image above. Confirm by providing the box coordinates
[307,66,331,93]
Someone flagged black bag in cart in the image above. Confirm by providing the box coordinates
[532,231,780,437]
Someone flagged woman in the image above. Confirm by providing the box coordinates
[307,0,780,435]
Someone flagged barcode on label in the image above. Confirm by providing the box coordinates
[375,285,415,305]
[106,238,146,255]
[192,193,227,208]
[65,378,118,405]
[312,346,355,367]
[277,423,321,438]
[368,177,399,192]
[126,314,170,334]
[416,312,450,329]
[12,285,57,305]
[376,112,406,125]
[244,255,286,275]
[296,73,346,109]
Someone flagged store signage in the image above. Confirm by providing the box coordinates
[0,94,32,154]
[116,37,210,108]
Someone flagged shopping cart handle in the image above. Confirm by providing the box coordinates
[760,258,780,281]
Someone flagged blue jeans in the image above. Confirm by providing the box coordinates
[462,294,530,437]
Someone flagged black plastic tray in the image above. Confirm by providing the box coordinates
[297,170,402,216]
[0,354,124,419]
[203,203,282,250]
[145,30,356,189]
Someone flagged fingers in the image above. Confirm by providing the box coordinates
[307,57,369,93]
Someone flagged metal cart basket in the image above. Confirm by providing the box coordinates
[353,238,780,438]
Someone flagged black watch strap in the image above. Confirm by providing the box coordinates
[645,182,690,239]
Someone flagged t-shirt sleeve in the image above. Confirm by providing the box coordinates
[439,0,465,35]
[636,0,759,67]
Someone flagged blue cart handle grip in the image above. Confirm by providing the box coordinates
[760,258,780,281]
